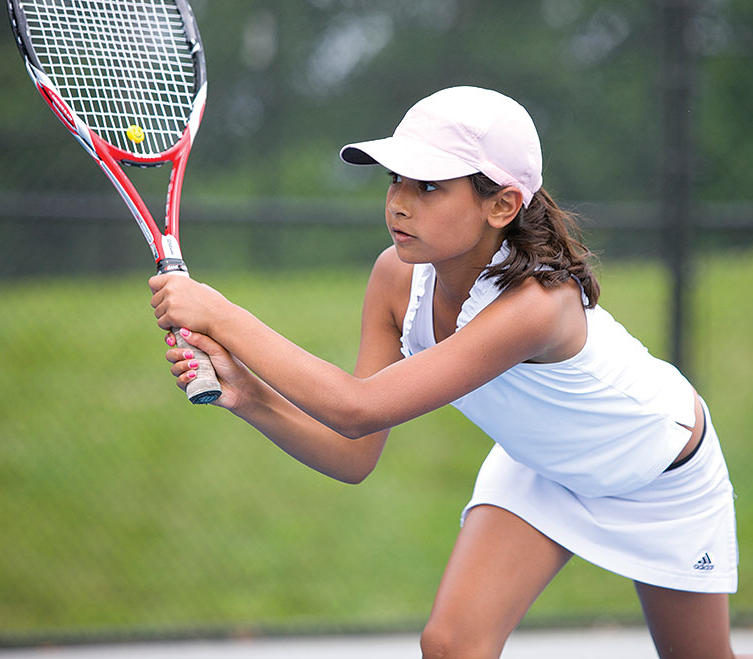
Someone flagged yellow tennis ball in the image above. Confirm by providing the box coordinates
[126,124,145,144]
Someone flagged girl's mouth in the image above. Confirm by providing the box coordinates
[391,228,414,244]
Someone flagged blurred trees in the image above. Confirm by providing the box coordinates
[1,0,751,203]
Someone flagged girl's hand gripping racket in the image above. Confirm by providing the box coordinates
[7,0,221,404]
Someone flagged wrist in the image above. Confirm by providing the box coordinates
[203,295,235,339]
[227,371,269,420]
[213,300,257,346]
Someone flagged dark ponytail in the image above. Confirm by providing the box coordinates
[470,174,600,308]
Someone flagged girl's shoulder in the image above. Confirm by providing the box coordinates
[370,245,414,288]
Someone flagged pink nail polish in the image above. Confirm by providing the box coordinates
[188,359,199,369]
[180,328,190,338]
[183,350,194,360]
[166,335,176,346]
[187,371,197,379]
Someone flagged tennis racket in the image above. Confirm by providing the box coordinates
[7,0,221,404]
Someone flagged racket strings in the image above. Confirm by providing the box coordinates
[21,0,199,157]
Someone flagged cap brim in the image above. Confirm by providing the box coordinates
[339,135,478,182]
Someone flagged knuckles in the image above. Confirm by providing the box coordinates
[165,348,182,364]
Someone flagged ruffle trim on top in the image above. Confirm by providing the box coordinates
[455,241,590,330]
[400,242,512,358]
[456,242,511,331]
[400,262,434,358]
[401,240,587,355]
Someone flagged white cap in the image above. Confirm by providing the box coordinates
[340,86,542,206]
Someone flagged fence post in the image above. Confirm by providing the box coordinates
[659,0,696,375]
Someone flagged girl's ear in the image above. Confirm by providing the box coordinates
[487,187,523,230]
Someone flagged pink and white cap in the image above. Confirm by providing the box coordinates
[340,86,543,207]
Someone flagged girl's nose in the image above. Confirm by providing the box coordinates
[387,187,411,218]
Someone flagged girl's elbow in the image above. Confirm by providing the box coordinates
[338,423,371,441]
[336,416,383,442]
[338,465,373,485]
[331,398,384,440]
[336,452,380,485]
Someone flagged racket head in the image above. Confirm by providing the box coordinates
[7,0,208,261]
[7,0,207,162]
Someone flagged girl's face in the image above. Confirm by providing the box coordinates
[385,173,503,268]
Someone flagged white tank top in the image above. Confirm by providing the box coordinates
[400,243,696,497]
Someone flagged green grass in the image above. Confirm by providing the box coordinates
[1,251,752,641]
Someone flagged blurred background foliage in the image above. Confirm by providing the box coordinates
[2,0,752,202]
[1,0,752,646]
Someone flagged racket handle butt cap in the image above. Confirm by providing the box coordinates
[188,389,222,405]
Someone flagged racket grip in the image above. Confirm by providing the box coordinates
[173,328,222,405]
[157,259,221,404]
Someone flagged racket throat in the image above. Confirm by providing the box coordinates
[157,257,189,275]
[156,233,184,272]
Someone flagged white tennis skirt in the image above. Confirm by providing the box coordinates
[461,399,739,593]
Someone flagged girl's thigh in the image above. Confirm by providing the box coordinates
[635,581,739,659]
[421,504,572,658]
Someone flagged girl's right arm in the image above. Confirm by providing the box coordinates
[166,247,410,484]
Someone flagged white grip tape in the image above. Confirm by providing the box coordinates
[173,329,222,405]
[161,268,221,405]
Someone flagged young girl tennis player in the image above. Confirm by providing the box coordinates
[149,87,745,659]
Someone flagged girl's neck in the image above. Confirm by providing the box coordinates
[433,262,482,307]
[431,254,493,344]
[432,238,505,306]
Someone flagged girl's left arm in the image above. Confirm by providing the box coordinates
[149,274,572,439]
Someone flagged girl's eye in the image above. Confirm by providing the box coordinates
[387,173,436,192]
